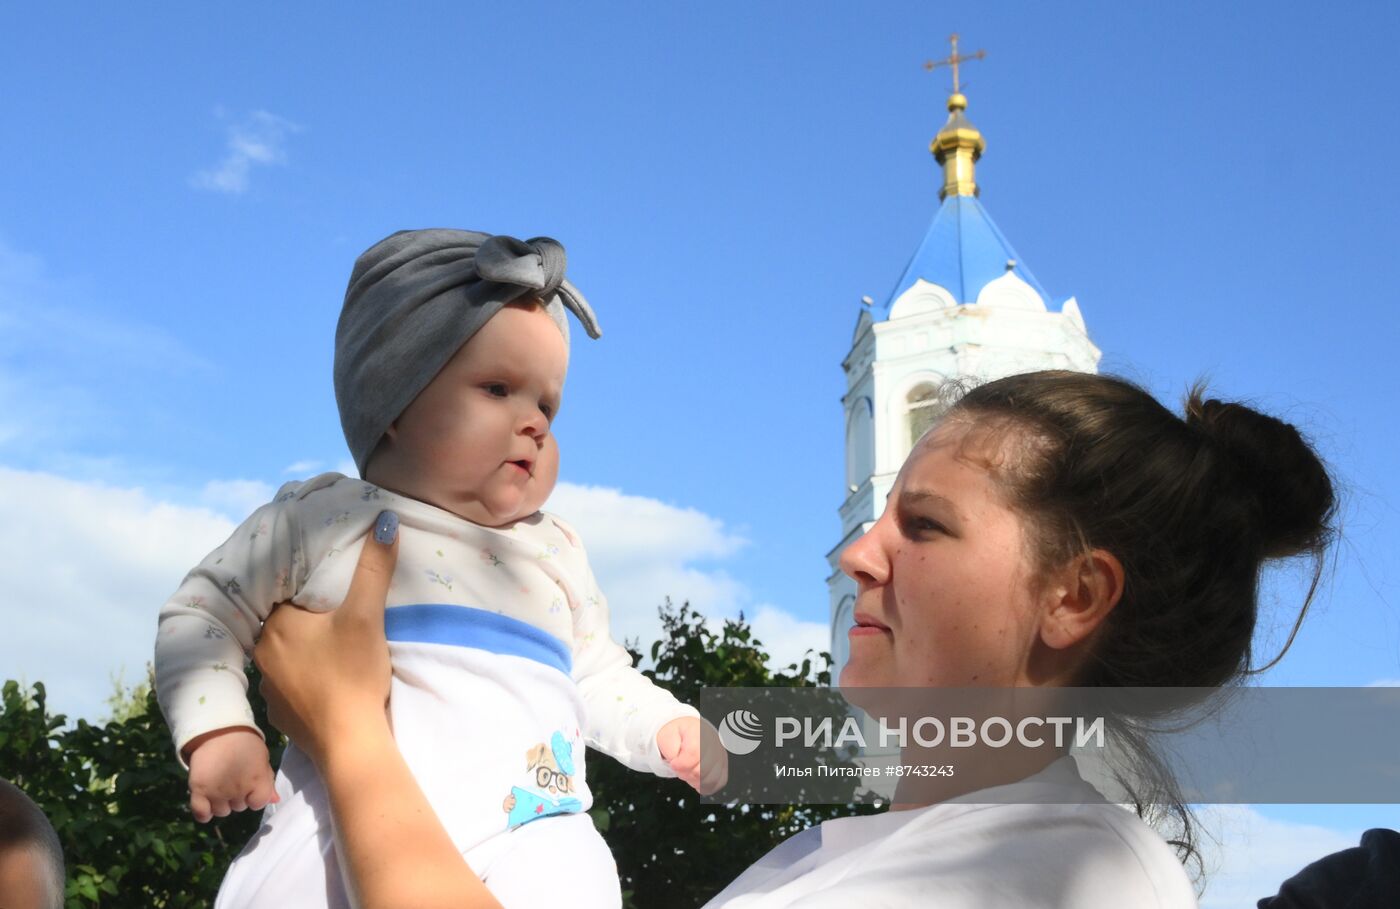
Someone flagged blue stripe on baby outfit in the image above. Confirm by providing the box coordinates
[385,604,572,675]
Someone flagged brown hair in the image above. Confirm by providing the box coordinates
[947,370,1337,869]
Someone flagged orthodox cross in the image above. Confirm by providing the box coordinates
[923,33,985,94]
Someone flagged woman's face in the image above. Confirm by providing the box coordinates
[838,417,1050,689]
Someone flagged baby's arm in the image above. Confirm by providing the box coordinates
[655,707,733,794]
[558,522,711,786]
[155,490,303,819]
[184,727,276,822]
[575,617,725,792]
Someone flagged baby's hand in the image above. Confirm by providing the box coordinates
[185,727,278,823]
[656,716,728,795]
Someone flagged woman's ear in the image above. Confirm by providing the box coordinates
[1039,549,1124,650]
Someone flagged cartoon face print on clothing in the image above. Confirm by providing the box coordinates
[502,730,584,828]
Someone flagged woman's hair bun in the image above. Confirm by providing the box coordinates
[1184,387,1336,560]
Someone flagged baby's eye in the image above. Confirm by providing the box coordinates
[539,402,555,420]
[483,383,509,397]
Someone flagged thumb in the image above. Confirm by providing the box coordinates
[656,719,680,762]
[342,510,399,626]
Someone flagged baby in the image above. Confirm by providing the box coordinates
[154,230,706,909]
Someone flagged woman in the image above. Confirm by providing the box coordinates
[254,371,1336,908]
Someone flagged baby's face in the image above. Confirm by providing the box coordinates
[381,302,566,526]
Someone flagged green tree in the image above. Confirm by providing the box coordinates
[588,599,879,908]
[102,670,153,726]
[0,675,282,908]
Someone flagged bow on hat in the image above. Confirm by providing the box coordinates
[474,234,601,341]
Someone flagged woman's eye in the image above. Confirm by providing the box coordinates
[904,515,947,536]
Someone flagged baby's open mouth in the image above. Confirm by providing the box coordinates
[509,460,532,475]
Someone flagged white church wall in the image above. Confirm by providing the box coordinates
[1061,297,1087,332]
[842,312,876,389]
[882,368,949,474]
[837,480,875,534]
[974,269,1047,311]
[887,278,957,319]
[829,593,854,681]
[844,396,873,490]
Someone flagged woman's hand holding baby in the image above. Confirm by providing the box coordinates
[250,512,505,908]
[184,727,277,823]
[254,518,399,771]
[656,716,728,795]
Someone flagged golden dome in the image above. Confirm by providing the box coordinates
[931,93,985,199]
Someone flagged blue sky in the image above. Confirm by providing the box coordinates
[3,1,1398,901]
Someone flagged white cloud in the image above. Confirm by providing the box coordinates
[199,478,276,516]
[1194,805,1360,908]
[548,483,746,564]
[283,459,322,475]
[545,482,749,652]
[192,110,300,194]
[0,466,238,723]
[545,484,830,675]
[744,604,831,674]
[1366,678,1400,687]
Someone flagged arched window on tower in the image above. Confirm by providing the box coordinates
[846,397,873,491]
[906,383,944,451]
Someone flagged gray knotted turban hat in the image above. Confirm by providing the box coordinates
[334,228,602,476]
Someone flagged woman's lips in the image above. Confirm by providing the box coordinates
[850,612,890,637]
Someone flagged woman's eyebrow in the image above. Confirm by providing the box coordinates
[898,489,964,522]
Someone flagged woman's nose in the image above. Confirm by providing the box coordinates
[840,516,891,587]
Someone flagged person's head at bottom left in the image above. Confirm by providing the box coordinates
[0,778,64,909]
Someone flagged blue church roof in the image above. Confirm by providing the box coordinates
[884,194,1053,312]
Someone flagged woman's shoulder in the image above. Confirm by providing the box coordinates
[707,797,1197,909]
[880,795,1198,908]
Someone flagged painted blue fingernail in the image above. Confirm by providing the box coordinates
[373,510,399,545]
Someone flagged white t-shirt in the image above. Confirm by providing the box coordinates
[704,757,1197,909]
